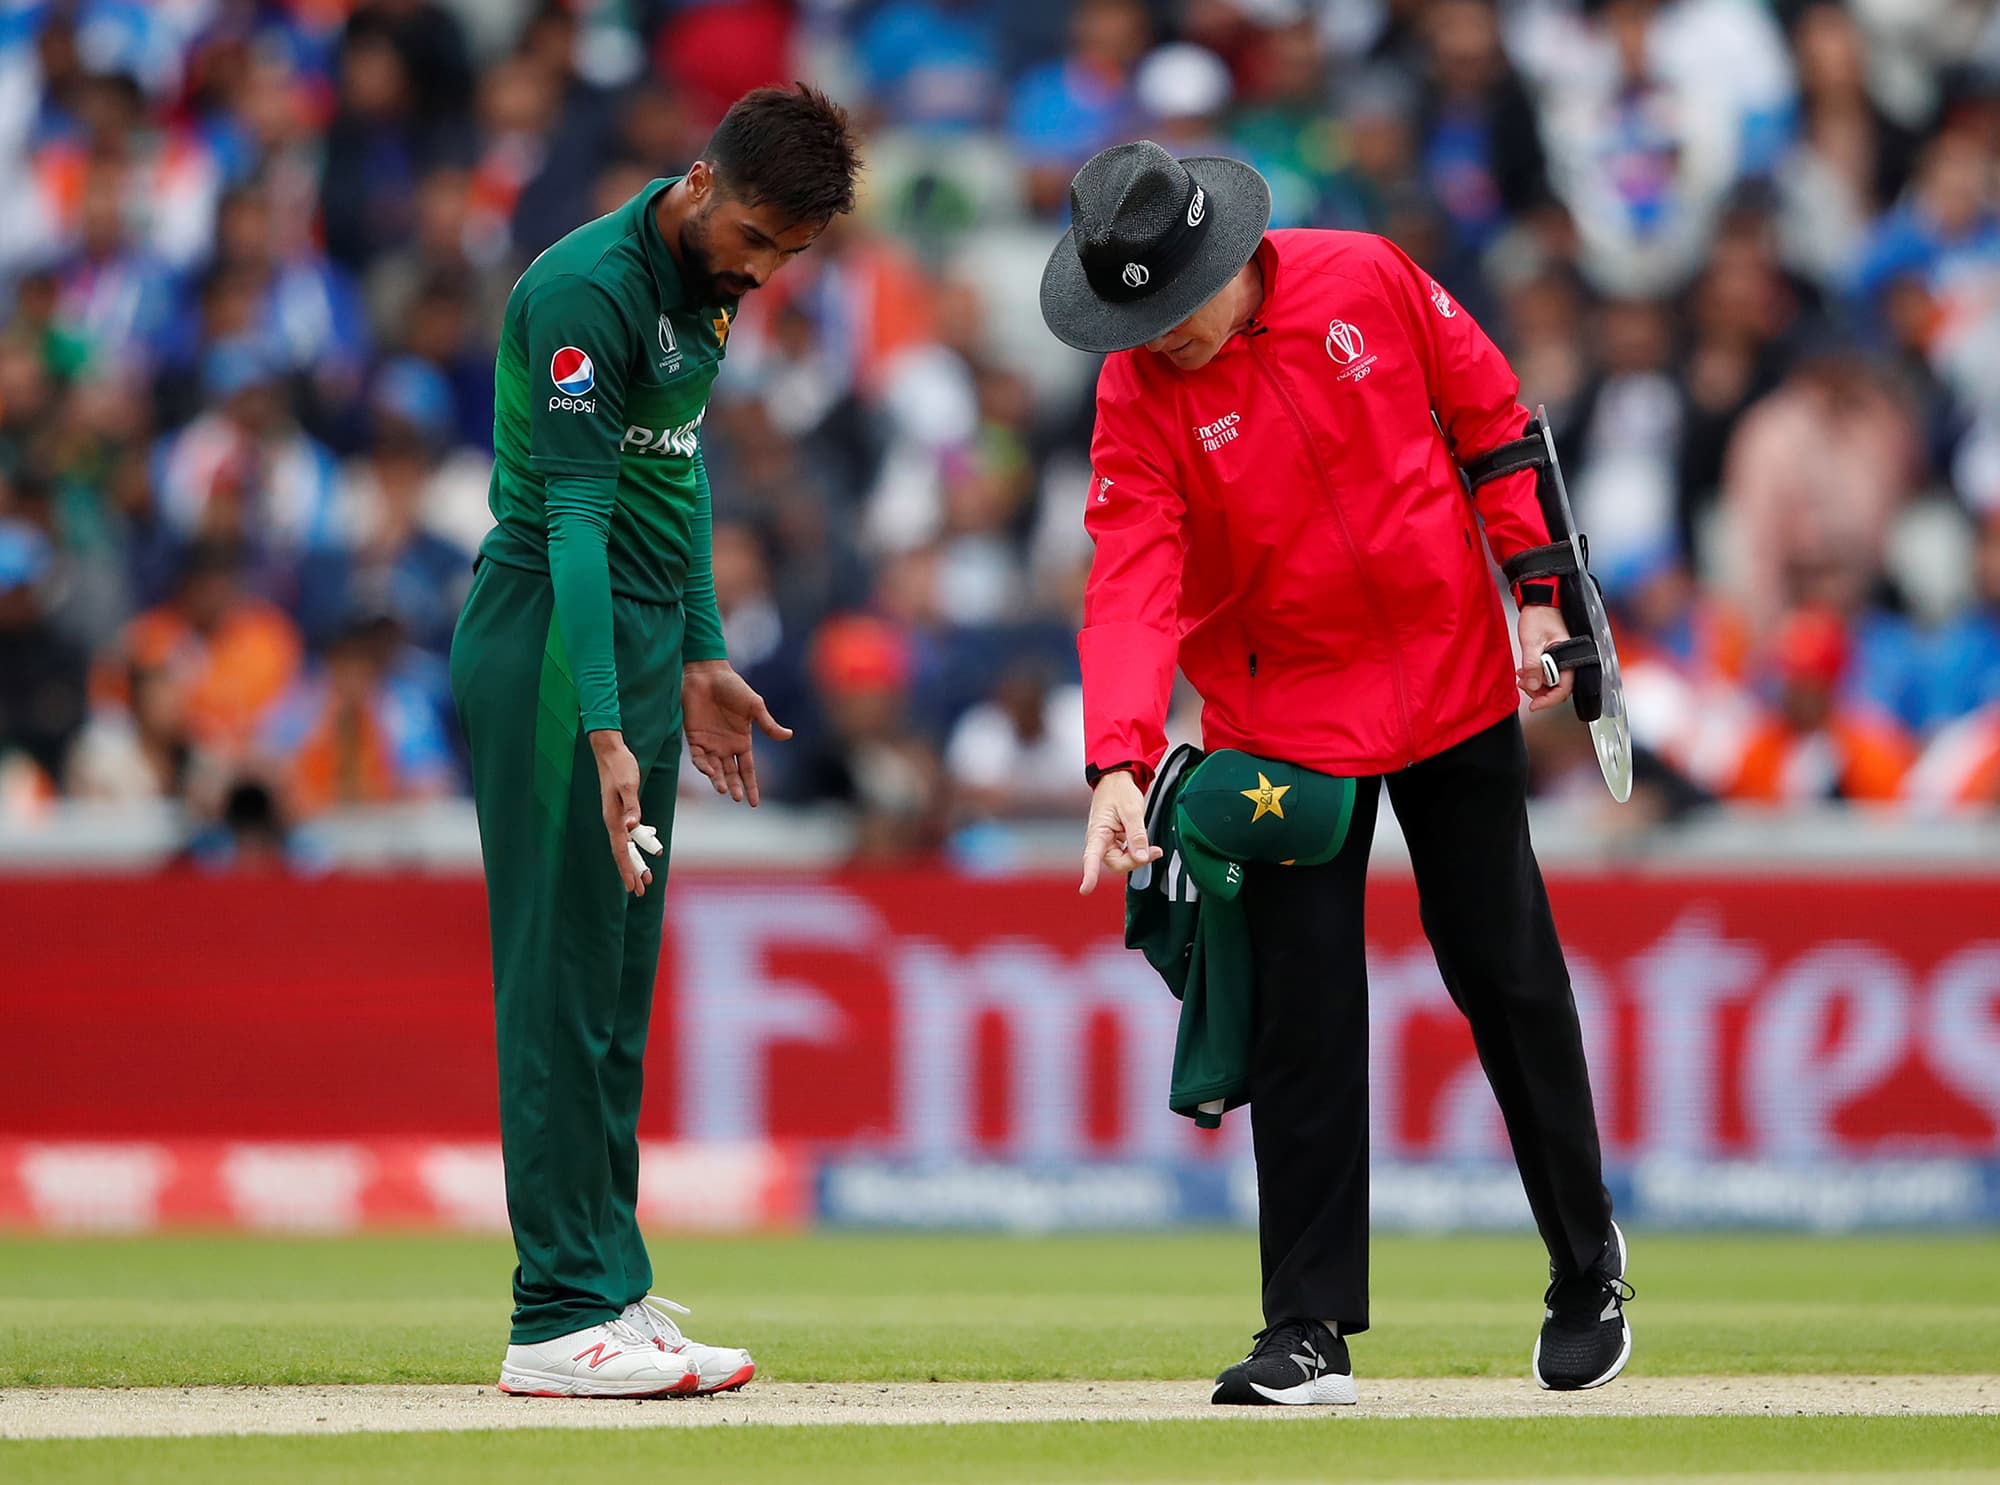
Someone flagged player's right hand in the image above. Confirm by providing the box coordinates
[1080,770,1161,896]
[590,729,651,896]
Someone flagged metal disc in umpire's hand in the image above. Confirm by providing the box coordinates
[1537,408,1633,804]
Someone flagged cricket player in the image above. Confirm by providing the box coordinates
[1040,141,1630,1403]
[450,85,860,1398]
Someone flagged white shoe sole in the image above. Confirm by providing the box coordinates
[1231,1374,1359,1405]
[497,1365,699,1398]
[1532,1314,1632,1392]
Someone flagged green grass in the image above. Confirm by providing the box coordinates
[4,1418,1998,1485]
[1,1231,1996,1388]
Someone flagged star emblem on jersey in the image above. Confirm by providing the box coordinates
[1241,773,1290,822]
[550,346,595,395]
[710,307,733,348]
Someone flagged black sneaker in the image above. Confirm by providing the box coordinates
[1533,1220,1633,1390]
[1212,1318,1357,1406]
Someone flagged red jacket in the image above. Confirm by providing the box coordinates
[1081,229,1553,780]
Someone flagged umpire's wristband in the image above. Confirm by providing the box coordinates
[1515,578,1559,608]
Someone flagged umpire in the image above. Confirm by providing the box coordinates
[1041,141,1630,1404]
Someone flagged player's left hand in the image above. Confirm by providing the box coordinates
[682,660,792,806]
[1517,604,1576,713]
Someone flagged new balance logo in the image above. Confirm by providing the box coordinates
[1290,1342,1324,1378]
[572,1343,623,1369]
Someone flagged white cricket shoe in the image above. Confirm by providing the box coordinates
[620,1296,758,1395]
[498,1316,700,1397]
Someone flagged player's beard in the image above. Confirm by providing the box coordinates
[679,203,754,304]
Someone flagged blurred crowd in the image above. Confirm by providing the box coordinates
[4,0,2000,866]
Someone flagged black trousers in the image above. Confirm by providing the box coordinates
[1242,714,1613,1334]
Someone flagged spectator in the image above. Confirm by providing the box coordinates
[945,663,1087,821]
[343,0,476,129]
[259,615,454,816]
[1718,341,1921,635]
[1415,0,1550,260]
[1776,2,1924,291]
[1539,0,1743,295]
[1227,19,1339,229]
[1925,511,2000,725]
[154,338,343,579]
[53,162,178,375]
[97,539,301,764]
[207,182,370,426]
[1905,700,2000,810]
[792,614,941,855]
[178,775,296,874]
[1007,0,1152,215]
[66,654,193,803]
[1562,297,1685,573]
[1135,43,1234,158]
[296,359,472,657]
[0,517,86,797]
[1728,606,1916,803]
[318,29,432,273]
[854,0,1006,133]
[1675,204,1810,559]
[399,272,500,462]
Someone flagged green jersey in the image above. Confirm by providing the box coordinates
[479,177,731,731]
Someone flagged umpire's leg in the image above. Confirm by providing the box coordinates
[1242,777,1381,1333]
[1385,716,1613,1277]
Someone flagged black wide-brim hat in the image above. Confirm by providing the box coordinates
[1040,140,1272,355]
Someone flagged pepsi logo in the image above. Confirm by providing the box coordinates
[551,347,595,396]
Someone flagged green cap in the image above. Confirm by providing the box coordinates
[1174,750,1356,901]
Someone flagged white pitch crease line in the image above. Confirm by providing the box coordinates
[1,1376,1995,1439]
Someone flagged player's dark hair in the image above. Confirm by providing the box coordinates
[701,84,860,226]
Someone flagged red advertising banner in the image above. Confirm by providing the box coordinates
[2,871,1997,1162]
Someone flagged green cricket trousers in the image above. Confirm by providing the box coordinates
[449,558,684,1344]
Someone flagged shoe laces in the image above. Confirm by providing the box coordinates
[603,1315,661,1351]
[1544,1267,1635,1319]
[1248,1318,1325,1361]
[630,1295,693,1350]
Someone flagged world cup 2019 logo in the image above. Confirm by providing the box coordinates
[1122,262,1150,289]
[1324,320,1364,365]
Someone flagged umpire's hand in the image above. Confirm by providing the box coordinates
[1079,770,1163,895]
[1517,604,1577,713]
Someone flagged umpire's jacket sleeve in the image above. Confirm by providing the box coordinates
[1369,237,1557,594]
[1079,357,1185,785]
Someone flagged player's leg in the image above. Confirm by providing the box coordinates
[1385,714,1629,1390]
[451,563,695,1397]
[1211,776,1379,1407]
[588,602,757,1394]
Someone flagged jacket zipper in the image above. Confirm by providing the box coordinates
[1249,342,1417,766]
